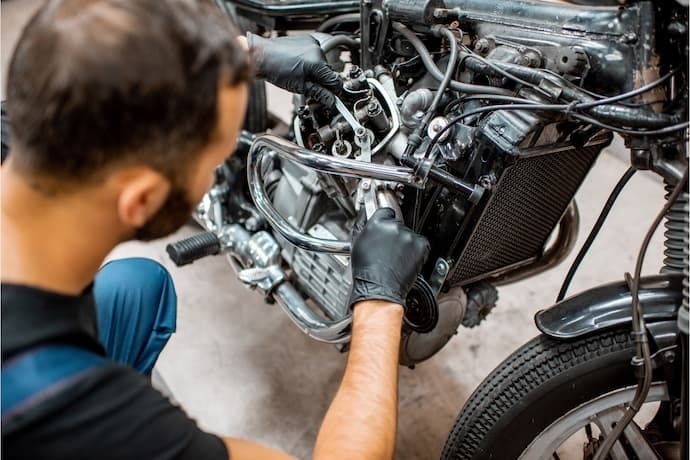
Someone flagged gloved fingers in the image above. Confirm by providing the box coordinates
[309,32,336,47]
[309,63,343,92]
[304,81,337,108]
[369,207,397,223]
[351,207,368,239]
[245,32,267,74]
[417,236,432,265]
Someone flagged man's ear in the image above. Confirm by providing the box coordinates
[114,168,171,228]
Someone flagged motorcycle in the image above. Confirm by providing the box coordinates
[167,0,689,458]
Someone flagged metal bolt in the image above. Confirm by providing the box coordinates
[361,181,371,191]
[245,217,258,231]
[664,350,676,363]
[474,38,490,55]
[623,32,637,44]
[433,8,450,19]
[436,261,448,275]
[349,65,362,79]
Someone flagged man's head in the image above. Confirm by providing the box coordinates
[5,0,250,240]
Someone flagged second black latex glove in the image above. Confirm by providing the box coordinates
[348,208,430,308]
[247,33,342,108]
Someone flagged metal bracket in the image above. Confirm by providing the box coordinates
[429,258,450,296]
[238,264,286,294]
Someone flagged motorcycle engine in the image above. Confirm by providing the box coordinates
[196,0,685,366]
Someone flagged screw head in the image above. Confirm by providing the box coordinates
[664,350,676,363]
[361,181,371,191]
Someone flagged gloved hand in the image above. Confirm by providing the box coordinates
[247,33,342,108]
[348,208,430,308]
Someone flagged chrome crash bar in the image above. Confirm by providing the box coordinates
[248,134,420,253]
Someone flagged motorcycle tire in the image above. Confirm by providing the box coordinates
[441,327,655,460]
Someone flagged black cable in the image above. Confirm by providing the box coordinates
[460,46,554,99]
[391,22,511,96]
[574,70,677,110]
[593,167,689,460]
[569,113,690,136]
[414,186,443,233]
[421,27,459,129]
[423,103,570,159]
[424,104,688,161]
[444,94,541,114]
[556,167,637,302]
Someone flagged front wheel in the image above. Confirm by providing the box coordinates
[441,327,679,459]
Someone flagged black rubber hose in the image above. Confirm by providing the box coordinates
[316,13,360,32]
[321,35,360,53]
[392,22,511,96]
[556,167,636,302]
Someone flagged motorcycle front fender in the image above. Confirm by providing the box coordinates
[535,274,683,340]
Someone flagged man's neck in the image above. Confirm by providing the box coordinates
[1,165,122,295]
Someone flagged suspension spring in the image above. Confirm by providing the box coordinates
[661,182,689,276]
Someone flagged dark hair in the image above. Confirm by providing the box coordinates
[7,0,251,184]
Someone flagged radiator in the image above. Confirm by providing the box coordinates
[448,134,611,286]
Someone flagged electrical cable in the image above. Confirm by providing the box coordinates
[422,103,570,160]
[444,94,541,114]
[415,185,443,233]
[568,113,690,136]
[460,46,554,99]
[423,27,459,125]
[575,70,677,109]
[556,167,637,302]
[423,104,688,162]
[592,167,689,460]
[391,22,511,96]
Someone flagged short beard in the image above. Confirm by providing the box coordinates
[134,185,194,241]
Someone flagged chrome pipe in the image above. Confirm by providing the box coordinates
[274,283,352,343]
[248,134,420,253]
[218,223,353,343]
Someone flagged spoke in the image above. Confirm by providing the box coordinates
[591,408,629,460]
[620,419,660,459]
[591,406,660,460]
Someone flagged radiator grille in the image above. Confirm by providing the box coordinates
[449,141,606,285]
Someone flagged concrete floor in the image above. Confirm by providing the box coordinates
[2,2,670,458]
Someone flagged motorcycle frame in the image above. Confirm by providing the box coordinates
[227,0,689,453]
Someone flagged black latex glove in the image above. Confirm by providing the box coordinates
[348,208,430,308]
[247,32,342,108]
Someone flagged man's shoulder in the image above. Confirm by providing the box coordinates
[3,362,228,460]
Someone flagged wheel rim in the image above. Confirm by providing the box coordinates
[519,382,671,460]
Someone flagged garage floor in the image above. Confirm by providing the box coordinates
[2,2,670,458]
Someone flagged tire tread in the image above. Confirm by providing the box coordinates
[441,329,634,460]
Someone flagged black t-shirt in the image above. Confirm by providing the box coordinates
[1,283,229,460]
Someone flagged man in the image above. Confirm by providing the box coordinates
[1,1,429,459]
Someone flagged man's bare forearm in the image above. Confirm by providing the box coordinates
[313,300,404,460]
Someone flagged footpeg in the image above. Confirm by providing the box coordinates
[166,232,221,266]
